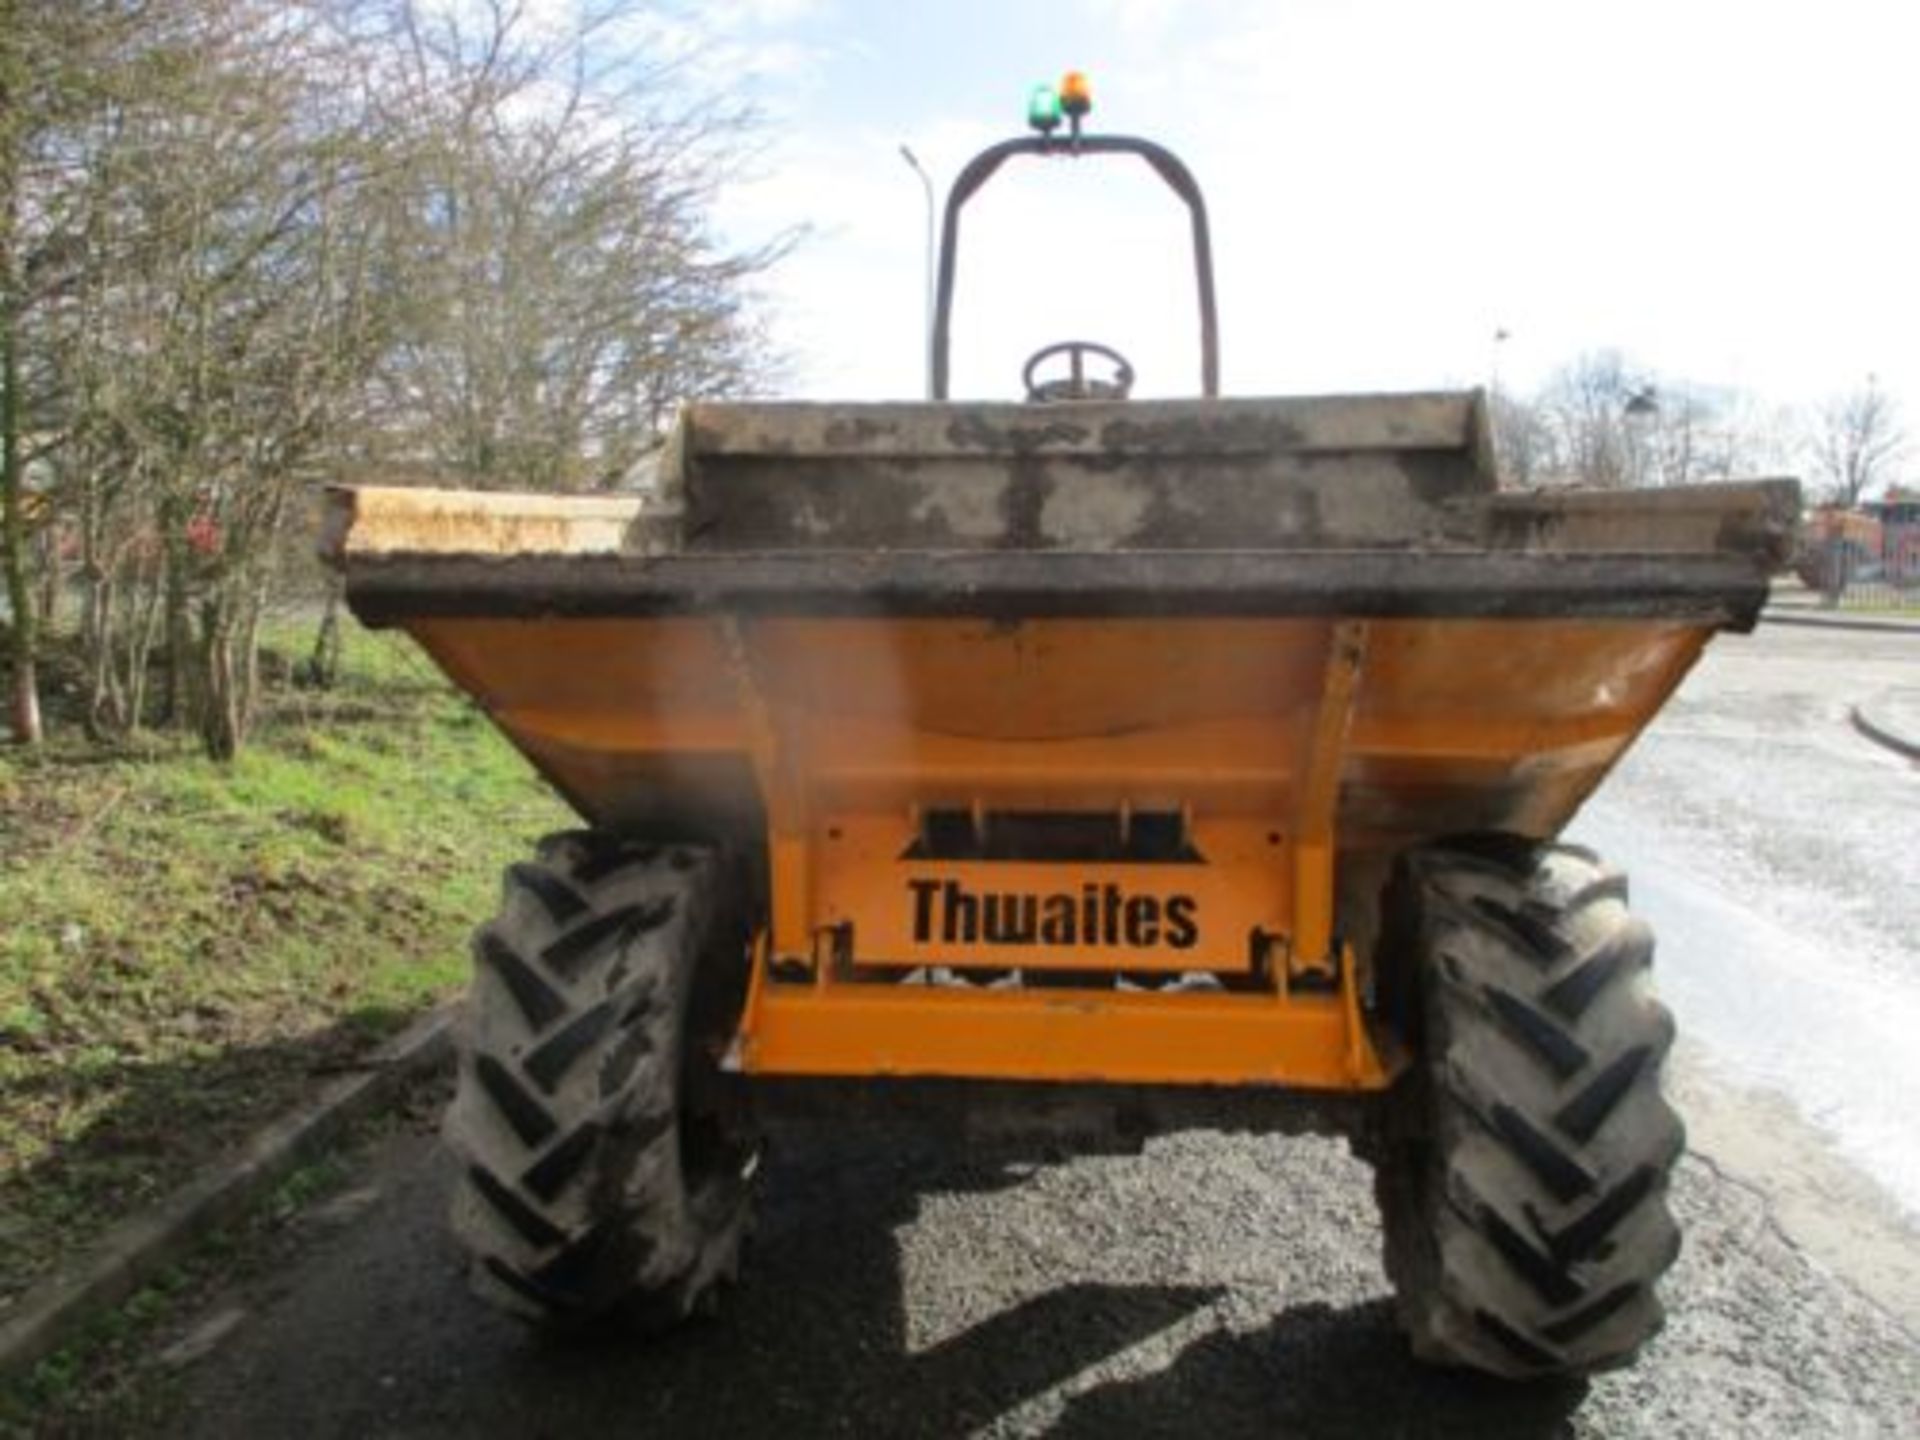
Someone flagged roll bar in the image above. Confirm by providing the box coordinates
[929,134,1220,400]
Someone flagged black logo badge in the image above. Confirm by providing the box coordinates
[907,879,1198,950]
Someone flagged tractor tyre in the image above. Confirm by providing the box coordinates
[1371,839,1683,1378]
[444,832,756,1331]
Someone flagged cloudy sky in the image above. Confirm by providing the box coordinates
[704,0,1915,428]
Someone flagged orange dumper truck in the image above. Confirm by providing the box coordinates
[321,83,1796,1378]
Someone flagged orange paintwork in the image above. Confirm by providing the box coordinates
[737,977,1390,1088]
[405,614,1711,1089]
[816,814,1284,973]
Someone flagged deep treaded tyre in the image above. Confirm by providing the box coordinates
[445,831,755,1330]
[1373,839,1683,1378]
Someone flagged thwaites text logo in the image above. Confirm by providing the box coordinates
[907,878,1199,950]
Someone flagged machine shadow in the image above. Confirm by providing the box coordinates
[1049,1299,1588,1439]
[483,1125,1586,1439]
[487,1125,1219,1433]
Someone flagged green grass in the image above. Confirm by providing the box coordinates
[0,1080,438,1439]
[0,619,568,1306]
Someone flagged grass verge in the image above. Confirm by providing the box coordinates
[0,618,567,1311]
[0,1074,448,1439]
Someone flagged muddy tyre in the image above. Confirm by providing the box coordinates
[1372,839,1682,1378]
[445,832,755,1330]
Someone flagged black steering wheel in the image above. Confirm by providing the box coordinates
[1022,340,1135,402]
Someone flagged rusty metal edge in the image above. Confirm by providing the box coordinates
[340,551,1771,630]
[683,392,1479,457]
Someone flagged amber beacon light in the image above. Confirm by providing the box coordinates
[1059,70,1092,116]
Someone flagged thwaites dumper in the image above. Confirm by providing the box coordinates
[321,93,1797,1379]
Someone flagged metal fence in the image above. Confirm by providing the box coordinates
[1805,524,1920,612]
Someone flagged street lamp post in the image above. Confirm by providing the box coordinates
[898,144,935,399]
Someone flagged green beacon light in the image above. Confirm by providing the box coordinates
[1027,83,1062,135]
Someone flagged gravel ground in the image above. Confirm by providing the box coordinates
[152,1100,1918,1440]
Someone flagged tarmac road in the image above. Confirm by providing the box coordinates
[153,621,1918,1439]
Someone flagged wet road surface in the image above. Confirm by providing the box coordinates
[1571,622,1920,1215]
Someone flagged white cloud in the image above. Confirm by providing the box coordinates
[720,0,1920,443]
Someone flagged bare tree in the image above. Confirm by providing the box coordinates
[361,0,785,492]
[1,0,133,744]
[3,0,787,754]
[1489,389,1552,488]
[1507,352,1796,490]
[1808,380,1904,507]
[1530,351,1638,489]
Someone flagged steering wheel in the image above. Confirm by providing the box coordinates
[1022,340,1136,402]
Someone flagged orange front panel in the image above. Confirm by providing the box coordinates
[393,611,1718,1089]
[411,616,742,724]
[814,816,1284,973]
[1344,619,1707,843]
[404,616,1708,834]
[802,717,1299,815]
[746,618,1330,744]
[409,617,752,827]
[858,863,1217,973]
[1354,619,1705,743]
[400,610,1714,947]
[738,985,1390,1089]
